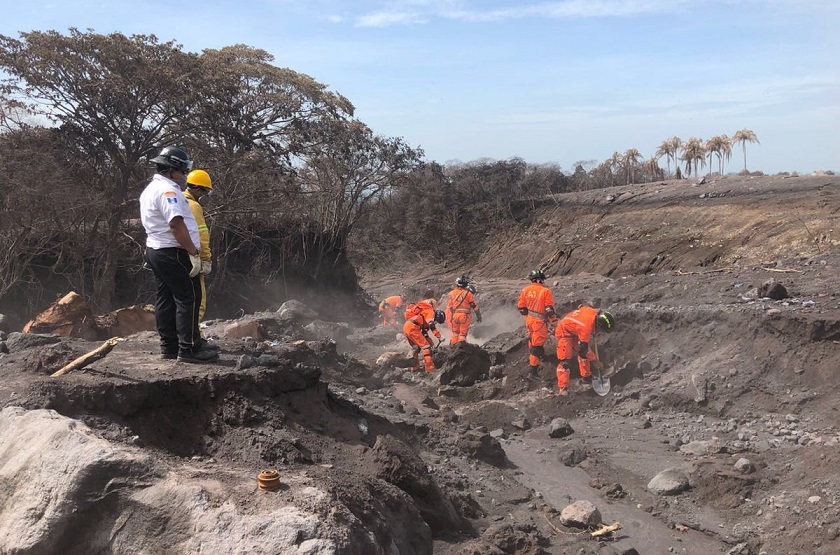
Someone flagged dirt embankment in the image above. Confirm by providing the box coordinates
[2,174,840,554]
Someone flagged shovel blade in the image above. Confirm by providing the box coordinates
[592,376,611,396]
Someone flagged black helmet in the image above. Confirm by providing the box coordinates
[434,310,446,324]
[596,310,615,330]
[456,275,469,288]
[150,146,193,173]
[529,269,546,282]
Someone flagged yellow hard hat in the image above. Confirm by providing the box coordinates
[186,169,213,189]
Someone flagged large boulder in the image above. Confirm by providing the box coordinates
[647,467,690,495]
[438,342,491,387]
[0,407,150,554]
[368,434,469,537]
[560,500,602,528]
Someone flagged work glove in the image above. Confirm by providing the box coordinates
[578,342,589,360]
[200,261,212,275]
[475,312,482,323]
[189,253,202,278]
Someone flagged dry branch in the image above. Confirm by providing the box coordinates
[591,522,622,537]
[51,337,121,377]
[675,267,735,276]
[763,267,803,274]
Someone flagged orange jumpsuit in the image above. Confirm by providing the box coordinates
[554,306,599,391]
[379,295,404,328]
[403,302,442,372]
[446,287,480,344]
[517,282,557,369]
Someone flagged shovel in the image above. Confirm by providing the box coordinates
[590,342,611,396]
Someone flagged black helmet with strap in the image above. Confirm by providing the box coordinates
[150,146,193,173]
[456,275,469,288]
[596,310,615,330]
[434,309,446,324]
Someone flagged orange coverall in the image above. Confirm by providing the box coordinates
[403,302,442,372]
[379,295,404,328]
[554,306,599,391]
[517,282,557,369]
[446,287,480,344]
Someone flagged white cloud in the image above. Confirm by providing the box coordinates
[353,0,836,27]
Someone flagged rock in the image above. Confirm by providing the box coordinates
[254,354,281,367]
[647,468,690,495]
[438,342,491,387]
[368,435,468,535]
[303,320,351,342]
[758,279,788,300]
[549,418,574,438]
[223,319,264,341]
[808,495,821,504]
[679,439,723,456]
[489,428,507,439]
[559,500,601,528]
[4,332,62,352]
[725,543,751,555]
[690,372,708,402]
[558,441,587,467]
[235,354,254,370]
[488,364,505,379]
[511,415,531,430]
[276,299,319,322]
[376,351,416,368]
[0,407,150,553]
[0,314,8,333]
[734,458,754,474]
[420,396,439,409]
[455,432,508,467]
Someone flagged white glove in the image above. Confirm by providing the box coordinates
[200,261,212,275]
[189,253,202,278]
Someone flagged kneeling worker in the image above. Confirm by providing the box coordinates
[403,300,446,372]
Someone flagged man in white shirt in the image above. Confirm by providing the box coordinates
[140,146,219,364]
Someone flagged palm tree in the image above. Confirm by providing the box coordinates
[705,137,718,176]
[655,139,675,177]
[681,137,706,178]
[608,151,624,187]
[715,134,732,174]
[624,148,643,184]
[732,128,760,172]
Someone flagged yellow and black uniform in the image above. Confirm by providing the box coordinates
[183,190,211,321]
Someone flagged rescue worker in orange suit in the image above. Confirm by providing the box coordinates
[403,301,446,372]
[183,169,214,322]
[378,295,405,328]
[517,269,557,377]
[554,306,616,396]
[446,276,481,344]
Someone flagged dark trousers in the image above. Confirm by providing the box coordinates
[145,247,202,354]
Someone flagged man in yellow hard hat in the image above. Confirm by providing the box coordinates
[184,169,214,322]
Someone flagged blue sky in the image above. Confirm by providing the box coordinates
[2,0,838,173]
